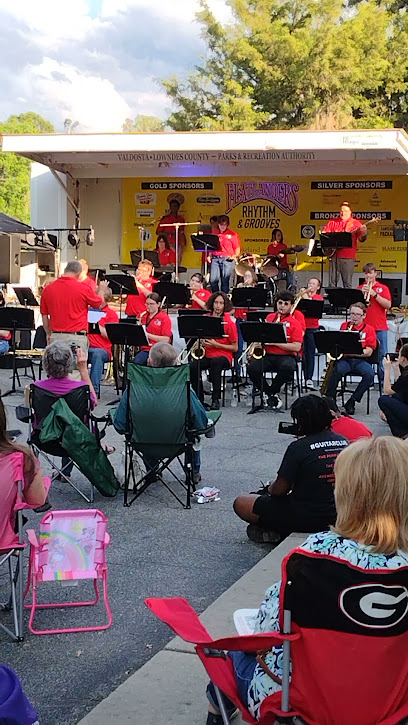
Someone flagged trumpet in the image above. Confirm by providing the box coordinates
[177,339,206,364]
[364,281,373,306]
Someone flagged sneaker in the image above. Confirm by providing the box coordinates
[344,398,356,416]
[305,379,317,390]
[267,394,283,410]
[193,473,202,485]
[246,524,281,544]
[206,708,240,725]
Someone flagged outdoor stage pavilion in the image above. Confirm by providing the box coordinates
[1,128,408,298]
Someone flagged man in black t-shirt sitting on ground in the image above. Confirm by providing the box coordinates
[233,395,349,543]
[378,343,408,438]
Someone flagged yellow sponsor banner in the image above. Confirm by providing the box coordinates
[122,176,408,273]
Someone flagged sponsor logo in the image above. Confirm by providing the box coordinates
[340,584,408,628]
[196,196,221,204]
[136,208,155,219]
[138,229,152,243]
[135,192,157,205]
[301,225,316,239]
[226,181,299,216]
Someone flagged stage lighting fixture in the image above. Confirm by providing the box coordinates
[68,230,79,247]
[86,225,94,246]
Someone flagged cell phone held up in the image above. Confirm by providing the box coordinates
[278,421,298,435]
[388,352,399,362]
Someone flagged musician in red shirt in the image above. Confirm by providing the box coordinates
[357,262,391,382]
[156,234,176,267]
[189,292,238,410]
[298,277,324,389]
[247,291,303,410]
[125,260,158,319]
[266,228,293,288]
[133,293,172,366]
[325,302,377,415]
[210,215,241,294]
[234,268,258,375]
[189,273,211,310]
[156,199,186,264]
[323,202,367,288]
[79,259,97,293]
[87,287,119,396]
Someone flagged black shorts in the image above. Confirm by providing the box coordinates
[252,494,335,536]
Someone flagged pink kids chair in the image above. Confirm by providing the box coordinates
[24,508,112,635]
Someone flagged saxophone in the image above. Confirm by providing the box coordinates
[320,322,353,395]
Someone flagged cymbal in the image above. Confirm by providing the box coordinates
[236,261,253,276]
[281,245,306,254]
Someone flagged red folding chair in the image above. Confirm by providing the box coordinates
[146,548,408,724]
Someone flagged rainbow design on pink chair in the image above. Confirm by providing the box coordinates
[24,509,112,635]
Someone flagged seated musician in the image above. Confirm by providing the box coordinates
[189,273,211,309]
[87,287,119,396]
[247,290,303,411]
[189,292,238,411]
[156,234,176,267]
[325,302,377,415]
[378,344,408,438]
[125,259,157,320]
[133,293,172,366]
[267,228,291,287]
[300,277,324,390]
[235,268,258,376]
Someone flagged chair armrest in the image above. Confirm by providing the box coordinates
[15,406,31,424]
[104,532,111,547]
[26,529,39,548]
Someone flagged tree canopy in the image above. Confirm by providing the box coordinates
[162,0,408,131]
[0,112,54,224]
[122,115,167,132]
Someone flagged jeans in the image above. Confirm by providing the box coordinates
[210,257,235,293]
[303,328,318,380]
[376,329,388,383]
[329,258,355,288]
[88,347,110,395]
[378,394,408,437]
[206,651,256,714]
[0,340,9,354]
[133,350,149,365]
[326,357,374,402]
[248,354,296,396]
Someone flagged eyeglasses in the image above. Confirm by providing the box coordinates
[350,311,364,317]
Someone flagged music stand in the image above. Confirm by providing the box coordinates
[326,289,365,317]
[0,308,35,396]
[191,233,221,277]
[240,321,287,414]
[106,274,138,319]
[155,282,190,311]
[313,330,363,360]
[177,315,224,396]
[88,308,107,334]
[296,299,324,321]
[105,323,148,394]
[12,287,39,307]
[130,250,161,268]
[246,309,269,322]
[231,287,268,312]
[320,231,353,289]
[177,309,207,317]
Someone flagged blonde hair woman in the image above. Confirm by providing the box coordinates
[206,436,408,724]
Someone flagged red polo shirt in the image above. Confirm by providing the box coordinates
[191,288,211,309]
[357,281,391,330]
[204,313,238,364]
[323,216,364,259]
[125,277,157,318]
[88,305,119,358]
[158,248,176,266]
[304,293,324,329]
[266,242,289,269]
[265,312,303,355]
[141,310,172,351]
[40,276,102,333]
[213,228,240,258]
[340,321,377,353]
[81,275,97,293]
[156,214,185,247]
[331,416,373,442]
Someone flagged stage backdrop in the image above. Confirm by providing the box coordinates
[122,175,408,273]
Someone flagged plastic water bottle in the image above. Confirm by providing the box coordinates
[231,389,238,407]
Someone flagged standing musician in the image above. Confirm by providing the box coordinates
[357,262,391,382]
[189,273,212,310]
[299,277,324,390]
[323,201,367,288]
[87,287,119,397]
[125,259,157,320]
[235,268,258,376]
[267,228,291,288]
[210,215,241,294]
[156,198,186,264]
[79,259,97,293]
[325,302,377,415]
[247,291,303,410]
[189,292,238,411]
[156,234,176,266]
[133,293,172,366]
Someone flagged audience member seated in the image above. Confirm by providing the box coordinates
[114,342,210,484]
[325,302,376,416]
[378,344,408,438]
[87,287,119,396]
[133,293,172,366]
[233,395,348,543]
[206,436,408,724]
[322,396,373,441]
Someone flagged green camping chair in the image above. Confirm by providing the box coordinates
[123,364,220,509]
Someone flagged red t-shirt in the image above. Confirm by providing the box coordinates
[323,217,364,259]
[40,276,102,332]
[266,242,289,269]
[191,288,211,309]
[141,310,172,351]
[293,309,306,333]
[357,281,391,330]
[331,416,373,442]
[265,312,303,355]
[88,305,119,358]
[125,277,157,317]
[204,313,238,364]
[156,214,185,247]
[304,293,324,329]
[81,275,97,293]
[340,321,377,353]
[213,229,240,258]
[158,248,176,266]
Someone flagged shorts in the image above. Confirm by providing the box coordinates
[252,494,335,536]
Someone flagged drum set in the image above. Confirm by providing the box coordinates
[235,246,305,300]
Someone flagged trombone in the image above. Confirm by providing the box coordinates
[238,313,283,365]
[177,339,206,364]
